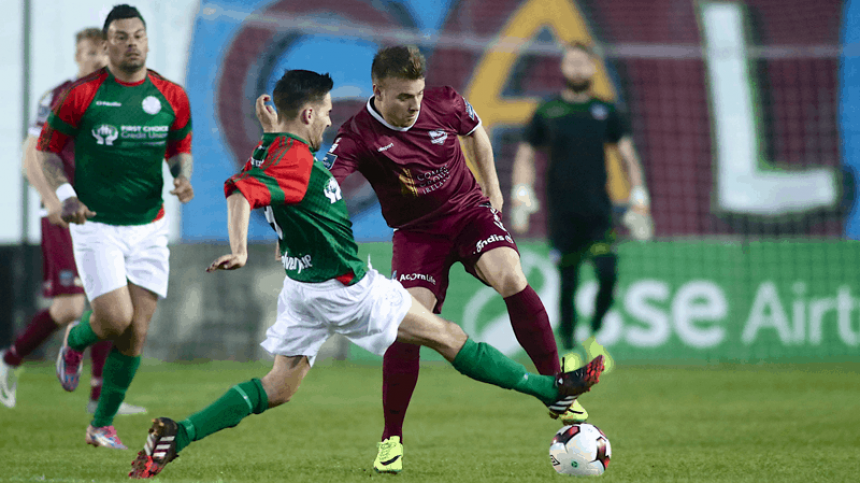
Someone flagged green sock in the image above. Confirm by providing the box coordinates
[452,339,559,405]
[176,378,269,453]
[92,348,141,427]
[67,311,102,352]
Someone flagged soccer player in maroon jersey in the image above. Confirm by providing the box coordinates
[35,5,193,449]
[128,74,603,479]
[314,46,584,472]
[0,27,144,415]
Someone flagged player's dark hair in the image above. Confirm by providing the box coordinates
[371,45,426,83]
[103,4,146,37]
[76,27,104,44]
[564,41,596,57]
[272,70,334,120]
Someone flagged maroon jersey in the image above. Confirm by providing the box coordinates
[327,86,487,231]
[30,79,76,183]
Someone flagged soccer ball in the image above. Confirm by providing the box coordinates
[549,423,611,476]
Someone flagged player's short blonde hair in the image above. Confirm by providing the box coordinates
[371,45,426,83]
[75,27,104,44]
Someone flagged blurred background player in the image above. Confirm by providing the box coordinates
[320,45,577,473]
[510,42,653,372]
[0,27,145,415]
[36,4,193,449]
[129,75,603,479]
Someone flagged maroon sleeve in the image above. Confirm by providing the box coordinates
[324,131,364,184]
[440,86,481,136]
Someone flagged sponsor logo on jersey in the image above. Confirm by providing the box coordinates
[323,139,339,169]
[96,100,122,107]
[475,234,509,253]
[590,103,609,120]
[92,124,119,145]
[399,273,437,285]
[429,130,448,145]
[282,253,313,273]
[120,125,169,140]
[378,142,394,152]
[324,177,343,204]
[464,98,477,121]
[142,96,162,115]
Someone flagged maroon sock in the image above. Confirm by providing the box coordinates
[381,341,421,443]
[3,309,61,367]
[89,340,112,401]
[504,285,560,375]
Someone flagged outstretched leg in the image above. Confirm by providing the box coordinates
[396,295,602,412]
[130,355,309,479]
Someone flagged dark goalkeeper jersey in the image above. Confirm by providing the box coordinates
[523,96,628,217]
[225,133,367,285]
[38,67,192,226]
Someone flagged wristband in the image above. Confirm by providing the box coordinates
[630,186,650,206]
[56,183,77,203]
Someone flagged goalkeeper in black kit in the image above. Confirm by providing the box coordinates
[510,42,653,372]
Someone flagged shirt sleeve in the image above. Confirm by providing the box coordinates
[606,105,630,144]
[166,87,192,158]
[522,108,547,147]
[37,85,87,154]
[444,86,482,136]
[325,132,363,184]
[29,89,55,138]
[224,138,313,209]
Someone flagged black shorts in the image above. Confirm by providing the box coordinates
[548,213,617,264]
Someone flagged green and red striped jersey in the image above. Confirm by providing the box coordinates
[37,67,192,226]
[225,133,367,284]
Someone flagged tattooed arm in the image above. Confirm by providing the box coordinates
[167,153,195,203]
[37,149,94,224]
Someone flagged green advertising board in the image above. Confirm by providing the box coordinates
[352,240,860,364]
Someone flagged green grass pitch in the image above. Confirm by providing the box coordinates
[1,359,858,482]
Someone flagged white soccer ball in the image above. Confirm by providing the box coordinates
[549,423,611,476]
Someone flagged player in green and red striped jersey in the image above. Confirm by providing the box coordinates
[35,5,193,449]
[128,69,603,479]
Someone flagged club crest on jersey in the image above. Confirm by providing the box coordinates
[590,104,609,120]
[324,177,343,204]
[429,130,448,145]
[142,96,162,115]
[92,124,119,146]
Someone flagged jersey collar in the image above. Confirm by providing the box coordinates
[262,132,314,152]
[366,97,419,132]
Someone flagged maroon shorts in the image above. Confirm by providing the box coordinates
[391,203,518,313]
[41,217,84,298]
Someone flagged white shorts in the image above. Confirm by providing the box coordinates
[69,216,170,301]
[260,269,412,366]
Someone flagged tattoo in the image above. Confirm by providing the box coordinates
[167,153,193,180]
[40,152,69,190]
